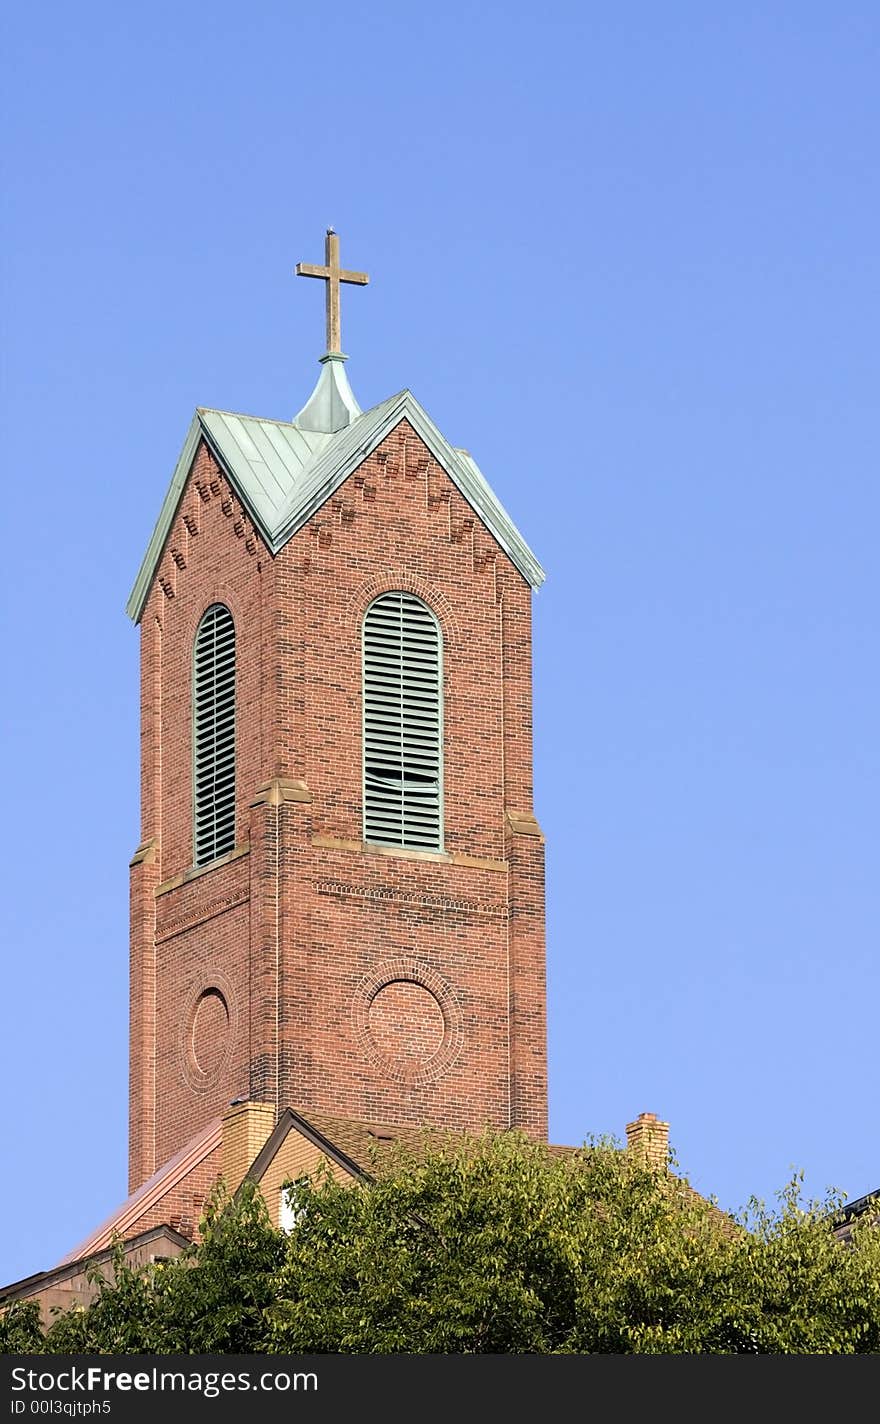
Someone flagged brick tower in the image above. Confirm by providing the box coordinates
[126,232,547,1194]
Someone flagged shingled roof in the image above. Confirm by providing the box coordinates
[243,1106,580,1188]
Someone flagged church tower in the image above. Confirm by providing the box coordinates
[126,233,547,1194]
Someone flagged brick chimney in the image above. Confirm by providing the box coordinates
[625,1111,670,1171]
[221,1100,276,1192]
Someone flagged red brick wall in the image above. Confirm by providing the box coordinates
[120,1147,223,1244]
[129,421,546,1191]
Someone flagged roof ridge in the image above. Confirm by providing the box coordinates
[194,389,410,430]
[196,405,310,428]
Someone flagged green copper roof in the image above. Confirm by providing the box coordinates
[126,384,545,622]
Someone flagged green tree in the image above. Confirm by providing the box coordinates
[4,1134,878,1354]
[0,1298,44,1353]
[269,1134,880,1354]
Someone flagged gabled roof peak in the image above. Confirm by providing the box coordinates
[126,390,545,622]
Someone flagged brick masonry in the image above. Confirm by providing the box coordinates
[129,419,547,1192]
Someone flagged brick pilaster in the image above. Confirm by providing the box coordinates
[506,814,548,1139]
[247,779,313,1113]
[129,837,159,1191]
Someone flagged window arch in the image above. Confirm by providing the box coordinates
[193,603,236,867]
[362,591,443,851]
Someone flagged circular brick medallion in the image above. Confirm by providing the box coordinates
[181,973,237,1092]
[353,958,463,1085]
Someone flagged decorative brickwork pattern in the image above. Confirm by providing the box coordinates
[180,969,239,1094]
[352,956,464,1086]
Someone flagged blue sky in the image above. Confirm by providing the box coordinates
[1,2,877,1286]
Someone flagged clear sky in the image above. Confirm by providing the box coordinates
[1,2,877,1287]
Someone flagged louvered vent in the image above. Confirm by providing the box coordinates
[193,603,236,867]
[363,591,443,850]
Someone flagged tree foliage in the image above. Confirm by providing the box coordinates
[3,1134,878,1354]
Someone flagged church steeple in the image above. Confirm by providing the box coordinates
[293,228,368,433]
[126,237,547,1194]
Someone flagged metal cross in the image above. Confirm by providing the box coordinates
[295,228,369,355]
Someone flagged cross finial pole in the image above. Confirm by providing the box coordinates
[295,228,369,356]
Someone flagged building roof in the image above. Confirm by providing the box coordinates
[831,1186,879,1242]
[245,1106,496,1186]
[837,1186,880,1222]
[0,1226,191,1305]
[56,1116,222,1265]
[126,372,545,623]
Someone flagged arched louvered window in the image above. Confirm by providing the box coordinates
[193,603,236,867]
[363,591,443,850]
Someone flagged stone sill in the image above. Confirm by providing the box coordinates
[312,835,508,874]
[156,842,251,897]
